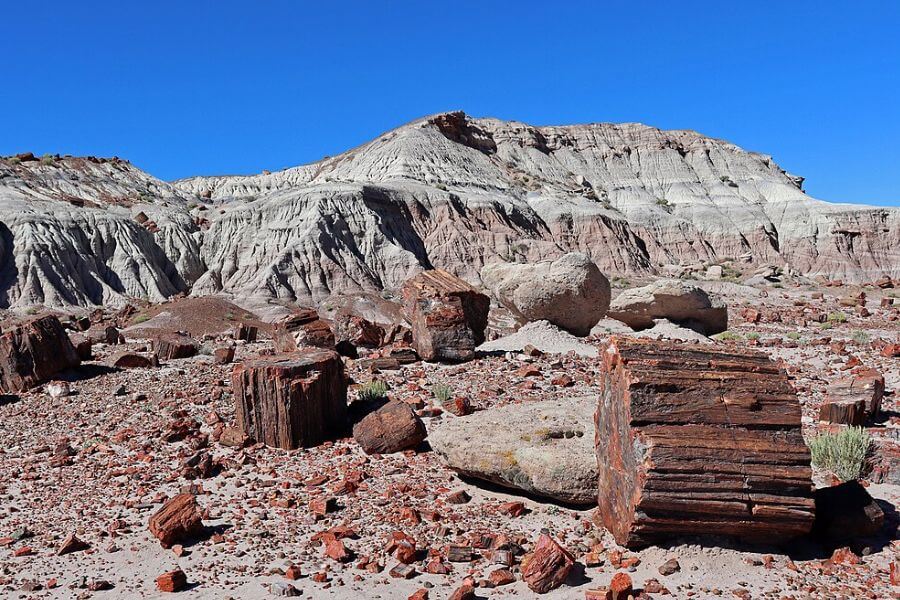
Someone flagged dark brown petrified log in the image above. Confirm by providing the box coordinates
[819,369,884,425]
[400,270,489,362]
[0,315,81,394]
[232,350,347,449]
[595,337,815,548]
[153,333,198,361]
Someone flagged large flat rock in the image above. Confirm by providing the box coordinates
[429,397,597,505]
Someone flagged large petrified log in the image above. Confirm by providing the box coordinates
[400,270,489,362]
[0,316,81,394]
[595,337,814,548]
[273,309,335,352]
[232,350,347,449]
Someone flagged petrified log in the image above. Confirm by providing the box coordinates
[0,316,81,394]
[334,309,386,357]
[595,337,815,548]
[152,333,198,361]
[819,398,866,426]
[232,350,347,449]
[149,493,203,548]
[822,370,884,422]
[273,309,335,352]
[400,270,489,362]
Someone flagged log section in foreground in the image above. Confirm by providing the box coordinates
[232,350,347,449]
[595,337,814,548]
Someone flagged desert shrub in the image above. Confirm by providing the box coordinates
[745,332,761,341]
[431,382,452,404]
[357,380,388,403]
[786,332,802,340]
[713,331,741,341]
[808,426,871,482]
[40,153,54,165]
[827,311,848,323]
[8,156,21,165]
[851,330,870,344]
[131,314,150,324]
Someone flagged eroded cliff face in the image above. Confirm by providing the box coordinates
[1,112,897,309]
[0,156,204,308]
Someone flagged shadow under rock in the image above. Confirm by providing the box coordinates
[59,363,118,382]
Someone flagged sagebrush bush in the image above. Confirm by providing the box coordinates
[808,426,871,482]
[431,382,452,404]
[357,380,388,402]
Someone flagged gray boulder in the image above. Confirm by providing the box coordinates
[428,397,597,505]
[480,253,611,336]
[607,279,728,335]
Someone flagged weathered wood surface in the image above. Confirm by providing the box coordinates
[232,350,347,449]
[0,315,81,394]
[820,369,884,424]
[272,309,335,352]
[400,270,489,362]
[595,337,814,548]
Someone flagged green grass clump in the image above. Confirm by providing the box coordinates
[851,330,870,344]
[713,331,742,341]
[808,426,871,482]
[357,380,388,403]
[431,382,453,404]
[745,332,761,341]
[827,311,848,323]
[786,332,802,340]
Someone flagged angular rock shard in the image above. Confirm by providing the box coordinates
[595,337,814,548]
[149,493,203,549]
[0,315,81,394]
[232,350,347,449]
[401,270,489,362]
[521,534,574,594]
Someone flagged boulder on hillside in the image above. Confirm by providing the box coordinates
[353,400,426,454]
[273,309,335,352]
[429,397,597,505]
[401,270,489,362]
[607,279,728,335]
[0,315,81,394]
[481,252,611,336]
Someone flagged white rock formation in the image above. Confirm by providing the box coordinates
[2,111,898,310]
[607,279,728,335]
[481,252,610,336]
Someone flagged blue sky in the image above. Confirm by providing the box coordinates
[2,1,898,206]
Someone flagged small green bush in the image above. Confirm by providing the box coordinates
[827,311,848,323]
[786,332,802,340]
[358,380,388,402]
[851,330,870,344]
[40,153,55,165]
[745,332,761,341]
[431,382,452,404]
[8,156,21,165]
[713,331,742,341]
[808,426,871,482]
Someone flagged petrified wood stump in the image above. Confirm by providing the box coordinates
[595,337,814,548]
[232,350,347,449]
[401,270,489,362]
[820,369,884,424]
[0,315,81,394]
[153,333,198,361]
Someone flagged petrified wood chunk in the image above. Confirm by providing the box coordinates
[400,270,489,362]
[595,337,814,548]
[822,369,884,423]
[232,350,347,449]
[152,333,198,361]
[273,309,335,352]
[0,316,81,394]
[149,493,203,548]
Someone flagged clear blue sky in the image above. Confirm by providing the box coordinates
[2,1,898,206]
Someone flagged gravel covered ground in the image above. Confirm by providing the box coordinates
[1,280,898,599]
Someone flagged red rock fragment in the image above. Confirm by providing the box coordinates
[521,534,574,594]
[448,584,476,600]
[156,569,187,593]
[149,494,203,549]
[284,565,302,580]
[498,501,526,517]
[57,533,89,555]
[609,572,633,599]
[489,568,516,586]
[353,400,427,454]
